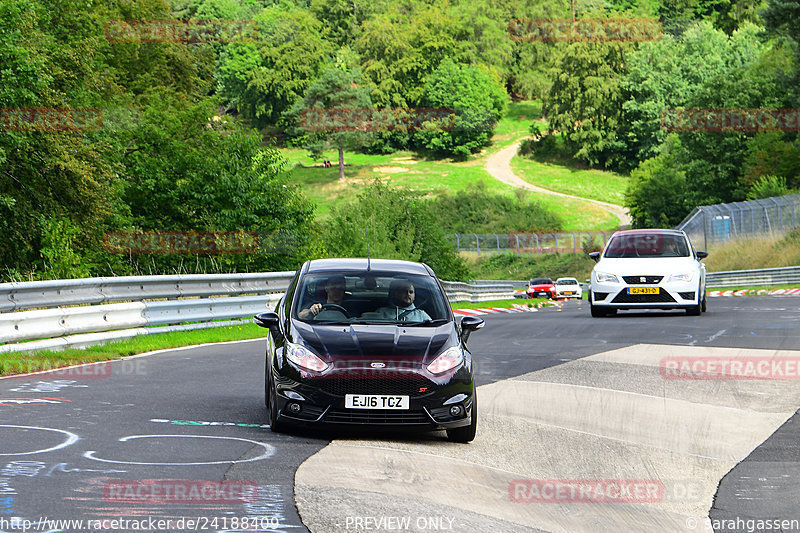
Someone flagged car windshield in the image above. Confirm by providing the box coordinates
[530,278,552,285]
[556,279,577,285]
[604,233,690,258]
[294,271,450,325]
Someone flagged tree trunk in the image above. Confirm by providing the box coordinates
[338,142,345,181]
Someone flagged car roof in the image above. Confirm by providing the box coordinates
[556,277,578,281]
[303,258,434,276]
[610,229,687,236]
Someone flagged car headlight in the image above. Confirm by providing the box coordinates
[427,346,464,375]
[669,272,694,282]
[285,343,329,372]
[595,272,620,283]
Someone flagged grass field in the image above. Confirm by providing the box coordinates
[510,154,630,207]
[283,149,516,218]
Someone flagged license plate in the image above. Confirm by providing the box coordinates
[345,394,409,410]
[537,292,548,296]
[563,291,574,295]
[629,287,659,295]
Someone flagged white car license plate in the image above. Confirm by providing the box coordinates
[345,394,409,410]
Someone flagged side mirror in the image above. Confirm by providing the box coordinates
[460,315,484,343]
[696,251,709,260]
[254,311,280,329]
[589,252,601,263]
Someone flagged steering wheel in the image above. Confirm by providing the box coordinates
[319,303,351,317]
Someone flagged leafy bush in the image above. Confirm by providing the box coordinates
[431,182,562,234]
[746,176,792,200]
[321,181,469,280]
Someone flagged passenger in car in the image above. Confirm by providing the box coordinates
[298,275,347,319]
[370,279,432,322]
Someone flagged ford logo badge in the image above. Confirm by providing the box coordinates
[370,362,386,368]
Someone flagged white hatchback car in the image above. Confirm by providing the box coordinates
[588,229,708,317]
[554,277,582,299]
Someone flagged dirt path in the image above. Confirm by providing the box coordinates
[486,142,632,228]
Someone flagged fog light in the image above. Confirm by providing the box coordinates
[287,402,302,414]
[449,405,463,417]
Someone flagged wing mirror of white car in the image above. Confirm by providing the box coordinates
[696,251,709,260]
[589,252,601,263]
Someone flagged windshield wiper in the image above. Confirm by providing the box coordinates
[402,319,449,326]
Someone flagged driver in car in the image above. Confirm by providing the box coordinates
[372,279,431,322]
[298,275,346,319]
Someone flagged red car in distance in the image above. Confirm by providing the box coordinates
[526,278,555,299]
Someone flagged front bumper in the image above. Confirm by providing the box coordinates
[591,280,700,310]
[271,366,475,430]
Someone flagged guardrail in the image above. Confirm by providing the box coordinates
[0,274,517,355]
[706,266,800,288]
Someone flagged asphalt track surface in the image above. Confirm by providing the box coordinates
[0,296,798,532]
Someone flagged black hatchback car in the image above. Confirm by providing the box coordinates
[254,258,484,442]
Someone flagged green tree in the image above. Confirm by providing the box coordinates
[415,59,508,158]
[545,40,631,168]
[216,4,333,127]
[284,67,374,180]
[624,135,690,228]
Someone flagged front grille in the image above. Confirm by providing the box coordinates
[324,409,431,425]
[678,292,695,300]
[309,377,435,398]
[612,291,676,303]
[623,275,664,284]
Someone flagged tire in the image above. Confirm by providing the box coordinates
[446,393,477,443]
[267,370,285,433]
[590,304,606,317]
[687,284,704,316]
[686,302,701,316]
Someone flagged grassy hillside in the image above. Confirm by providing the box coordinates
[281,100,627,230]
[704,229,800,272]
